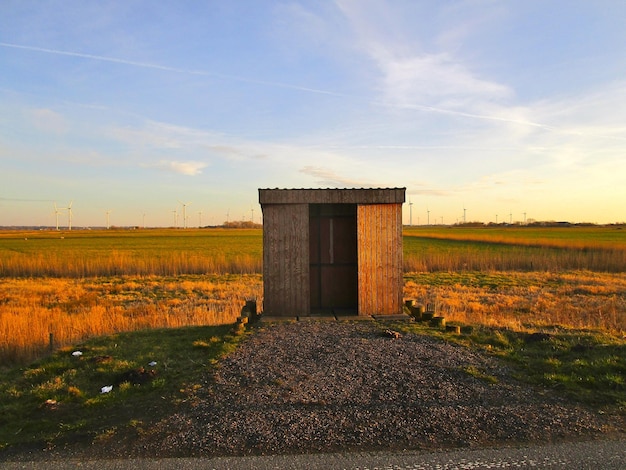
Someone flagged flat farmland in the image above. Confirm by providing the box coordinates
[1,226,625,366]
[404,225,626,272]
[0,228,262,277]
[2,225,626,277]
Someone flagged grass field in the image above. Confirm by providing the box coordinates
[403,225,626,272]
[0,226,624,453]
[405,225,626,247]
[2,225,625,277]
[1,226,625,366]
[0,228,262,277]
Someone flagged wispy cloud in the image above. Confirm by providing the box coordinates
[206,145,268,161]
[299,166,380,187]
[107,121,271,164]
[2,40,600,139]
[410,187,453,197]
[0,197,54,202]
[152,160,208,176]
[334,1,511,105]
[373,50,512,105]
[29,108,68,134]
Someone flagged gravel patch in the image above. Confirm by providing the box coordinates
[132,320,614,457]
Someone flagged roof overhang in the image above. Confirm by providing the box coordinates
[258,188,406,205]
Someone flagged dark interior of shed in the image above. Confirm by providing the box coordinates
[309,203,358,315]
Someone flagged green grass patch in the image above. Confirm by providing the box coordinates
[403,225,626,247]
[404,271,536,289]
[460,365,499,384]
[0,324,246,452]
[394,322,626,411]
[508,331,626,407]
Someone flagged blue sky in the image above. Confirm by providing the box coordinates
[1,1,625,227]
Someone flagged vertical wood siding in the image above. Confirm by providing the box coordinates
[262,204,309,316]
[357,204,403,315]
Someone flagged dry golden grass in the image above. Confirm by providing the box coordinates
[0,275,263,367]
[404,271,626,334]
[0,248,262,277]
[3,228,625,367]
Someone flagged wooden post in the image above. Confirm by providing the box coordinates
[49,332,54,352]
[245,299,257,321]
[409,304,424,320]
[430,316,446,328]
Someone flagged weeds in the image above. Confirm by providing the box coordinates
[0,324,245,452]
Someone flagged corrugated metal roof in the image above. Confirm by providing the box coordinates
[258,188,406,205]
[258,187,406,191]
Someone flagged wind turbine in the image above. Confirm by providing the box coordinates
[53,203,63,231]
[463,205,467,224]
[198,211,202,228]
[427,207,430,226]
[65,201,73,231]
[105,210,112,229]
[178,200,192,229]
[250,206,255,224]
[408,198,413,226]
[226,209,230,224]
[171,209,178,228]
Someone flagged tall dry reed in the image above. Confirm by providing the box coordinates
[0,275,263,367]
[0,251,262,278]
[404,271,626,333]
[404,246,626,273]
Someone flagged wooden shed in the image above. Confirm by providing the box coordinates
[259,188,405,317]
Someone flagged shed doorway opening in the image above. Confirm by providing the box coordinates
[309,203,358,315]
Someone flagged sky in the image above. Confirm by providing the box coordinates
[1,1,625,228]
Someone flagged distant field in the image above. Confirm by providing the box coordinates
[2,225,625,277]
[404,225,626,248]
[0,228,262,277]
[403,225,626,272]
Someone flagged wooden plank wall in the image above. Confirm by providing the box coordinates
[262,203,310,316]
[357,203,403,315]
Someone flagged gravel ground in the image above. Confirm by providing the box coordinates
[4,320,620,462]
[129,320,617,457]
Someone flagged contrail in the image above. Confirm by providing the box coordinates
[0,42,343,97]
[0,197,54,202]
[3,42,623,141]
[377,100,558,132]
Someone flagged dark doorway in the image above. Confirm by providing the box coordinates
[309,204,358,314]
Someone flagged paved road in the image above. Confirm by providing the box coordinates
[3,438,625,470]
